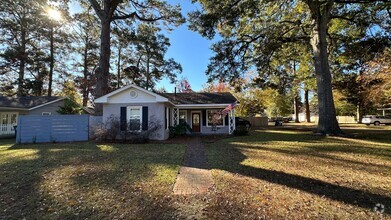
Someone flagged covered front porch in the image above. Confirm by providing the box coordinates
[0,112,18,137]
[170,105,236,135]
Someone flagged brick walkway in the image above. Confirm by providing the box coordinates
[173,136,214,195]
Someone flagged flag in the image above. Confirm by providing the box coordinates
[222,102,237,115]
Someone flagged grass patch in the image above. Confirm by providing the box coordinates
[1,125,390,219]
[0,140,185,219]
[205,126,391,219]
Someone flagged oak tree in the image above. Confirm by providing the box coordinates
[189,0,389,134]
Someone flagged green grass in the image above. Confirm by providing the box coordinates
[1,124,390,219]
[205,125,391,219]
[0,140,186,219]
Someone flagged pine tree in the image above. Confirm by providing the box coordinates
[86,0,185,115]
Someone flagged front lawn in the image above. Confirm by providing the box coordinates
[205,125,391,219]
[1,124,390,219]
[0,140,185,219]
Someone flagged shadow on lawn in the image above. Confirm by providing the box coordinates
[240,144,391,174]
[247,130,391,159]
[1,142,183,219]
[207,130,391,215]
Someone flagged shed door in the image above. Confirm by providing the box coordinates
[192,113,200,132]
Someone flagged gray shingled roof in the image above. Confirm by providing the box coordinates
[160,92,237,105]
[0,96,64,109]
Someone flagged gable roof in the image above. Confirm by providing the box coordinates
[160,92,237,105]
[0,96,65,110]
[94,84,169,103]
[94,84,237,106]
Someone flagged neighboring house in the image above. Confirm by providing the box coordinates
[0,96,67,137]
[95,84,237,140]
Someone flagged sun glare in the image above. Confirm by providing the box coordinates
[46,8,62,21]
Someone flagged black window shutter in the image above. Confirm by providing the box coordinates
[120,107,127,131]
[225,114,229,125]
[168,108,171,127]
[202,110,206,126]
[165,107,167,129]
[142,106,148,130]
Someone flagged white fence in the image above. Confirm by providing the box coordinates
[311,116,356,124]
[16,115,90,144]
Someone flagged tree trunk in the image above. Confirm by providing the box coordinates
[356,104,363,123]
[145,50,150,91]
[309,1,342,135]
[117,45,122,89]
[294,95,300,123]
[17,29,26,96]
[305,89,311,122]
[82,36,89,107]
[292,60,300,123]
[94,18,111,115]
[36,65,43,96]
[48,27,54,97]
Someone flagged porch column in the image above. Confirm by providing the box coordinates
[173,108,179,126]
[232,109,236,130]
[228,111,231,134]
[229,109,235,134]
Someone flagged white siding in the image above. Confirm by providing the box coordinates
[103,102,169,140]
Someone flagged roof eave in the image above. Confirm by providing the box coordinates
[0,107,29,111]
[94,84,169,103]
[28,97,66,110]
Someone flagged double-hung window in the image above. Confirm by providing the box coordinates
[127,106,142,131]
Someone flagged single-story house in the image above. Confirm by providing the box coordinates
[95,84,237,140]
[0,96,68,137]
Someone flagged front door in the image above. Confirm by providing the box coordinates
[192,113,200,132]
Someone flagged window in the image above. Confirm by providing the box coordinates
[42,112,51,116]
[127,106,142,131]
[179,110,187,124]
[10,114,17,124]
[207,110,224,127]
[1,114,8,132]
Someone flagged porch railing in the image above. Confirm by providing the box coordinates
[0,124,17,135]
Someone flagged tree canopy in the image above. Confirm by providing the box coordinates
[189,0,390,134]
[0,0,185,111]
[86,0,185,114]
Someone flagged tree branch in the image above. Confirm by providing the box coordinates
[111,12,163,22]
[330,15,356,22]
[109,0,122,18]
[87,0,104,20]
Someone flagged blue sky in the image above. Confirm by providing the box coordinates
[69,1,215,92]
[158,0,215,92]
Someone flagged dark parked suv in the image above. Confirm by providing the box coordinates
[235,117,251,128]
